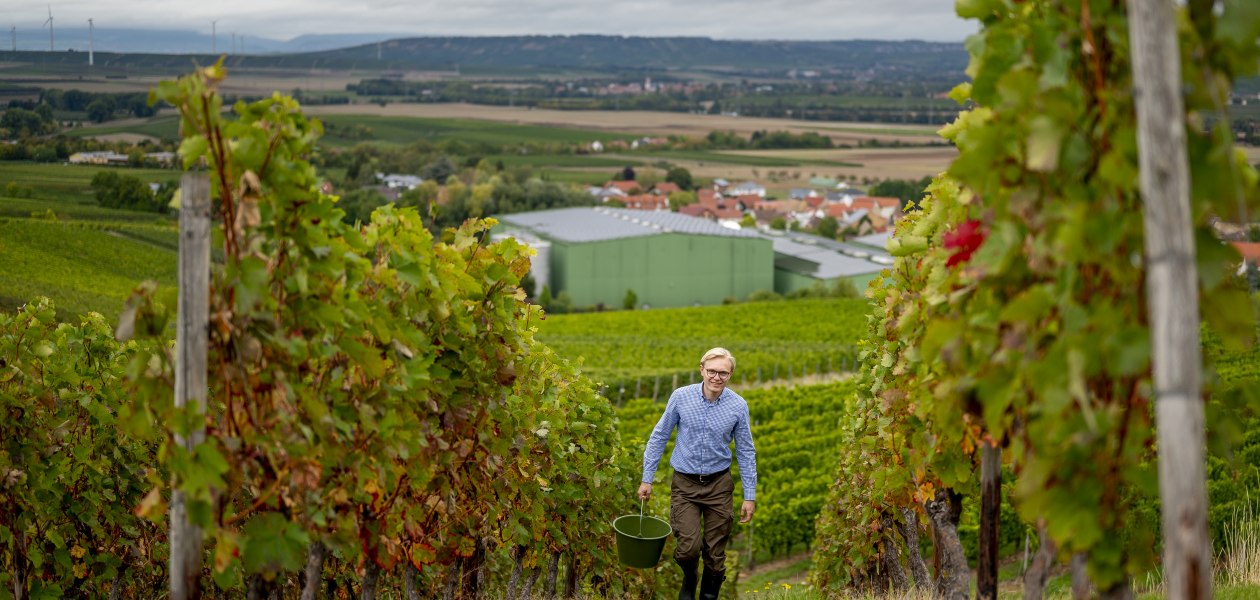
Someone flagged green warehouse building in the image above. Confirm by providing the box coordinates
[497,207,774,308]
[496,207,895,308]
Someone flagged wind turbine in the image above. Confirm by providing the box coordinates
[43,7,53,51]
[87,18,94,66]
[211,20,217,54]
[10,26,15,52]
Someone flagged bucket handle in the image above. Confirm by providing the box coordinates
[639,498,644,534]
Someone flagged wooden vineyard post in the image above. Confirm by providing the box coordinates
[171,173,211,600]
[977,441,1001,600]
[1128,2,1212,599]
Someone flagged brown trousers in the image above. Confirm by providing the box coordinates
[670,470,734,574]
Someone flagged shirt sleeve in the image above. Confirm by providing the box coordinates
[642,392,681,484]
[734,401,757,501]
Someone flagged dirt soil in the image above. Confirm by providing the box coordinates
[740,551,813,584]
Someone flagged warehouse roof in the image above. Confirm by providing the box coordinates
[769,236,889,279]
[499,207,762,243]
[850,231,892,251]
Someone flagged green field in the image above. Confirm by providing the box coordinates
[527,169,620,185]
[66,114,869,171]
[483,153,642,169]
[63,116,182,142]
[0,162,184,319]
[68,112,644,150]
[0,219,178,320]
[537,297,870,396]
[0,162,182,206]
[317,114,640,148]
[0,196,168,222]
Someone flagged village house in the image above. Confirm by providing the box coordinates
[144,152,177,167]
[728,194,762,212]
[620,194,670,211]
[631,137,668,149]
[1232,241,1260,277]
[728,181,767,198]
[679,203,744,224]
[376,173,424,190]
[651,182,682,196]
[587,185,626,201]
[788,188,820,201]
[68,151,129,165]
[603,180,644,196]
[682,191,745,224]
[848,196,902,222]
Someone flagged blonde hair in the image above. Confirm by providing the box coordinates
[699,347,736,370]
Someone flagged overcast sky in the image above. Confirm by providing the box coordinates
[3,0,976,44]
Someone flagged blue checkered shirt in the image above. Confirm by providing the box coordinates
[641,384,757,501]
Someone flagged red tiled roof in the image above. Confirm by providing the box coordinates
[755,199,809,213]
[653,182,682,195]
[681,204,743,220]
[852,196,901,210]
[1232,242,1260,263]
[623,194,669,211]
[826,204,856,218]
[606,180,643,193]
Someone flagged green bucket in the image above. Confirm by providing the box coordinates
[613,514,672,568]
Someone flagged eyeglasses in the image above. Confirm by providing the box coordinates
[703,368,732,380]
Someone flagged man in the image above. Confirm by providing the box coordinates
[639,347,757,600]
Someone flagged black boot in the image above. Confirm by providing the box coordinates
[677,558,699,600]
[699,569,725,600]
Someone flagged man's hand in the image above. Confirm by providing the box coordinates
[740,500,755,523]
[637,482,652,501]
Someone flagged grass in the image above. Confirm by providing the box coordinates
[483,153,642,168]
[316,114,640,148]
[732,577,1260,600]
[530,169,621,185]
[1221,507,1260,589]
[0,196,171,223]
[63,116,182,141]
[742,555,813,592]
[68,112,646,152]
[0,161,182,205]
